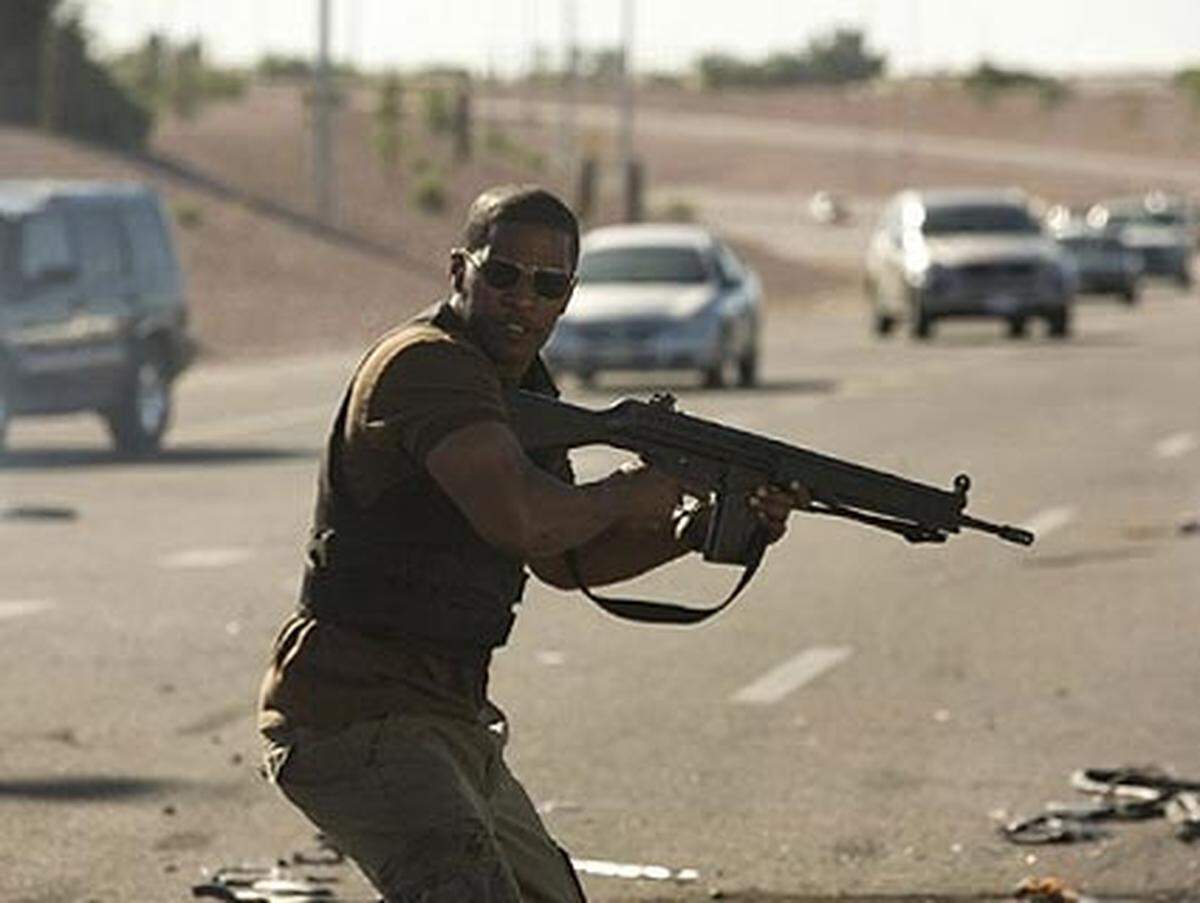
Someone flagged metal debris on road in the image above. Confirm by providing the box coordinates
[536,798,582,815]
[1001,814,1109,845]
[571,857,700,882]
[291,833,345,866]
[194,835,350,901]
[1002,765,1200,845]
[193,863,339,902]
[1166,792,1200,842]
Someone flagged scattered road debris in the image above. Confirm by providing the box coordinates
[194,835,349,901]
[1002,765,1200,845]
[192,863,337,901]
[571,857,700,883]
[1166,792,1200,842]
[291,834,345,866]
[536,798,582,815]
[1013,874,1095,903]
[1001,813,1109,845]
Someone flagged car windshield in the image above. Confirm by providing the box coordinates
[921,205,1040,236]
[578,246,709,284]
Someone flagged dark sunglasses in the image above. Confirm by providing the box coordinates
[463,248,575,300]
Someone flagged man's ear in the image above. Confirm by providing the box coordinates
[557,278,578,314]
[449,249,466,294]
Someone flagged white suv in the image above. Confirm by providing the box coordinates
[864,188,1075,340]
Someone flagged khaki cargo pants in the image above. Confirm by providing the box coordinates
[262,705,586,902]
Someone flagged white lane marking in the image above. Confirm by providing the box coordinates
[731,645,853,705]
[1155,432,1197,459]
[0,599,55,621]
[160,548,254,569]
[1021,506,1075,540]
[571,859,699,882]
[176,405,330,442]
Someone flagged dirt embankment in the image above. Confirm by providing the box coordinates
[6,78,1191,361]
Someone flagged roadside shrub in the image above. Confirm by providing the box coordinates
[412,174,447,213]
[173,202,203,229]
[963,61,1067,110]
[653,199,697,223]
[484,125,513,155]
[423,87,452,134]
[172,202,202,229]
[1175,67,1200,109]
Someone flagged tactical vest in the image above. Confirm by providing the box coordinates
[298,302,564,658]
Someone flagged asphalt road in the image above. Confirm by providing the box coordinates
[2,285,1198,902]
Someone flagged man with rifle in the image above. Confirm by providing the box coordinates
[257,184,802,902]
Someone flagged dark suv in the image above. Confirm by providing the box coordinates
[0,181,194,454]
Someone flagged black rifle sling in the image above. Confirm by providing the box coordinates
[564,533,767,625]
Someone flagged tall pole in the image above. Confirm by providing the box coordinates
[559,0,578,178]
[618,0,637,221]
[313,0,334,224]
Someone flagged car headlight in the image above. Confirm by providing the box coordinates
[675,304,722,340]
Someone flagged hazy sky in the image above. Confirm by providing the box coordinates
[79,1,1199,76]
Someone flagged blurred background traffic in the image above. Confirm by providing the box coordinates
[2,1,1198,453]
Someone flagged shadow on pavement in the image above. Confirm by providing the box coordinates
[0,444,315,471]
[908,331,1137,349]
[0,775,178,802]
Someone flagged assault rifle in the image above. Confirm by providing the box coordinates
[505,389,1034,623]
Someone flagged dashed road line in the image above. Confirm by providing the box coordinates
[1155,431,1197,460]
[0,599,56,621]
[731,645,853,706]
[160,548,255,569]
[1021,506,1075,540]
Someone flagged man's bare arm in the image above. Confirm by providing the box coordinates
[425,420,681,560]
[529,484,801,590]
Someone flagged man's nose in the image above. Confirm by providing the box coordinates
[500,276,539,308]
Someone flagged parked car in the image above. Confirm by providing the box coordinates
[1090,193,1194,287]
[1051,219,1142,304]
[543,223,761,387]
[865,188,1075,339]
[0,180,194,454]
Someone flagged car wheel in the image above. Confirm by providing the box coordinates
[911,310,934,340]
[737,346,759,387]
[1121,285,1140,305]
[1007,317,1028,339]
[104,350,172,456]
[701,363,725,389]
[1047,308,1072,339]
[0,376,9,455]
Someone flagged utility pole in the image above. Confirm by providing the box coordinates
[313,0,335,224]
[559,0,578,178]
[618,0,639,221]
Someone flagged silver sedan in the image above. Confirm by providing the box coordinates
[544,223,762,387]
